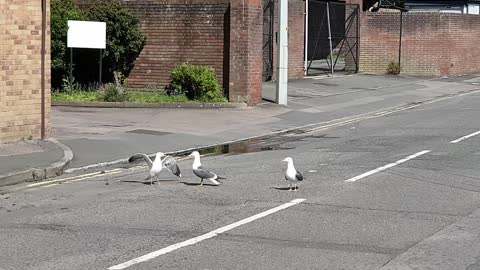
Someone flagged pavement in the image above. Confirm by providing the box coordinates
[1,84,480,269]
[1,73,480,186]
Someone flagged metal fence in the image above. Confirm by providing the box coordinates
[306,0,359,76]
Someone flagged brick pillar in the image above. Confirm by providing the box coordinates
[229,0,263,105]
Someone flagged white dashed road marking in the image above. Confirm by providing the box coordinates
[450,130,480,144]
[345,150,431,183]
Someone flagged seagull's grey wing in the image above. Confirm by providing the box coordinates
[128,153,153,168]
[193,166,216,179]
[296,171,304,181]
[161,155,181,177]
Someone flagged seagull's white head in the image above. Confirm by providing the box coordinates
[156,152,165,158]
[189,151,200,158]
[189,151,201,169]
[282,157,293,163]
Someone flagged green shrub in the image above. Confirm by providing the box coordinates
[99,71,128,102]
[51,0,84,89]
[86,0,146,81]
[168,63,224,101]
[386,61,401,75]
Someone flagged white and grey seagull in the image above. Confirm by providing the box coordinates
[189,151,225,186]
[128,152,181,185]
[282,157,304,191]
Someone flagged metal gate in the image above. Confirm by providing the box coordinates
[263,0,274,81]
[306,1,359,76]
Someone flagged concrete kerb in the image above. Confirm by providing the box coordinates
[0,138,74,187]
[52,101,247,109]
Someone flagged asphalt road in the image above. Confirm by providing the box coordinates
[1,91,480,270]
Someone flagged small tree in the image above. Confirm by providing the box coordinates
[51,0,84,89]
[86,0,146,81]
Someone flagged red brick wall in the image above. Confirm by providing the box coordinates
[444,15,480,75]
[360,12,480,76]
[271,0,305,81]
[123,0,230,90]
[229,0,263,105]
[359,12,401,74]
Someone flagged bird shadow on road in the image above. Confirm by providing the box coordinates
[180,181,219,187]
[120,180,179,185]
[272,187,299,191]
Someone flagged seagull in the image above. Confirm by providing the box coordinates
[189,151,225,186]
[282,157,304,191]
[128,152,181,185]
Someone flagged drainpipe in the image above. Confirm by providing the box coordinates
[41,0,46,139]
[398,10,403,71]
[304,0,308,76]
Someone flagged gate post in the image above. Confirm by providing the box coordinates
[276,0,288,105]
[229,0,263,105]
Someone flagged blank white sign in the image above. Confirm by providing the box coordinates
[67,20,106,49]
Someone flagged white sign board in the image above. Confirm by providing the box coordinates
[67,20,106,49]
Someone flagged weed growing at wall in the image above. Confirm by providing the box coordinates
[386,61,401,75]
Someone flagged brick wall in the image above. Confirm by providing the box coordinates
[360,12,480,76]
[229,0,263,105]
[359,12,401,74]
[0,0,51,143]
[448,15,480,75]
[271,0,305,81]
[124,0,230,90]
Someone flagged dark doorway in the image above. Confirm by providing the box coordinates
[263,0,275,81]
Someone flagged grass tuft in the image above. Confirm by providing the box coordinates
[52,91,228,103]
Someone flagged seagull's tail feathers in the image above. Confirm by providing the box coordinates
[213,174,225,183]
[209,178,221,185]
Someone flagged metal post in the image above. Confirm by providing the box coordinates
[70,48,73,82]
[304,0,309,76]
[276,0,288,105]
[99,49,103,84]
[326,2,334,75]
